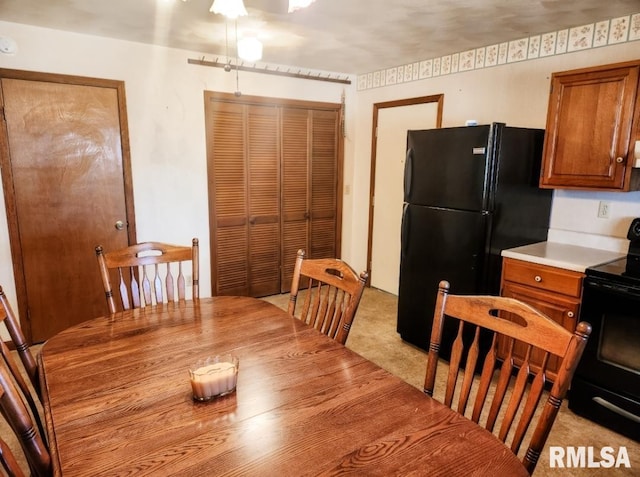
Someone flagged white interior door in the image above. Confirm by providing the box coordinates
[371,103,439,294]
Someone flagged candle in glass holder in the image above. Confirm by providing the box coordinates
[189,355,238,401]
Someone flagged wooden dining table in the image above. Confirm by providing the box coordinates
[39,296,528,476]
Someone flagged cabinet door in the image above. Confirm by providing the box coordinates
[540,62,639,190]
[499,282,580,379]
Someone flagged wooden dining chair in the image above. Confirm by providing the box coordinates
[0,338,46,445]
[95,238,199,314]
[0,287,40,399]
[288,249,368,345]
[0,361,50,477]
[0,286,46,445]
[0,433,26,477]
[423,280,591,474]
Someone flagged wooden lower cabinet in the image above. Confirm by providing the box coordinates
[498,258,583,381]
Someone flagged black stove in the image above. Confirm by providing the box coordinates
[568,219,640,442]
[586,257,640,288]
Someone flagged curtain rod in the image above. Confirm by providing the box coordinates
[187,58,352,85]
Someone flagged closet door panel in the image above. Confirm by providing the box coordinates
[208,101,249,295]
[281,108,310,292]
[247,105,280,296]
[309,110,338,259]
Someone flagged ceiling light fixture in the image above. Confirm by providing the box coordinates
[209,0,247,19]
[288,0,316,13]
[237,37,263,62]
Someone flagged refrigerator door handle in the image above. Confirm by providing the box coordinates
[401,203,410,258]
[404,147,413,200]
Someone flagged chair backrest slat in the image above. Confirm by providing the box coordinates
[0,288,39,398]
[0,362,50,477]
[424,280,591,474]
[0,341,46,442]
[96,239,199,314]
[457,326,480,415]
[288,249,368,345]
[0,433,26,477]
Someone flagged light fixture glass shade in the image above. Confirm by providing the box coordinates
[288,0,316,13]
[210,0,248,19]
[237,37,263,62]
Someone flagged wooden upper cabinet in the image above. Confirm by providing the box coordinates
[540,60,640,191]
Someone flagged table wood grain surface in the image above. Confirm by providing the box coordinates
[39,296,528,476]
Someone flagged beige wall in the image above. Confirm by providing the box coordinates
[0,19,639,317]
[347,42,640,273]
[0,21,355,314]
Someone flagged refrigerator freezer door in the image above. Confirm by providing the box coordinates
[397,204,490,351]
[404,125,494,211]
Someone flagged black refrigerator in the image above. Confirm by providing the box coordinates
[397,122,553,356]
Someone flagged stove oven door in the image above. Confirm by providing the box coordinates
[569,275,640,441]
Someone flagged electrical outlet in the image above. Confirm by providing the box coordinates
[597,201,610,219]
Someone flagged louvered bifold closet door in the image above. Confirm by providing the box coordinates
[309,110,339,259]
[247,105,280,296]
[207,92,341,298]
[281,107,310,293]
[209,101,248,295]
[209,102,280,296]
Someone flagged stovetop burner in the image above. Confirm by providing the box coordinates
[585,256,640,287]
[586,256,640,286]
[587,218,640,285]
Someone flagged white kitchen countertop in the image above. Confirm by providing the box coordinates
[501,241,626,273]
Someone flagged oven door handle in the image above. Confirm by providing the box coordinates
[592,397,640,424]
[585,278,640,299]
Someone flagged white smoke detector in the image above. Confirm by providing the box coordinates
[0,37,18,55]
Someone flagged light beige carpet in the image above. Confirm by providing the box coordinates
[4,288,637,475]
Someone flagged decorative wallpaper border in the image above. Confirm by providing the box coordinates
[357,13,640,91]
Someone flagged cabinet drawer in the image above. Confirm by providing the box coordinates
[502,258,584,298]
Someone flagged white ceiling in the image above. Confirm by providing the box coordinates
[1,0,639,75]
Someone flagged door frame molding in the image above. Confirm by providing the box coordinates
[366,94,444,286]
[0,68,137,341]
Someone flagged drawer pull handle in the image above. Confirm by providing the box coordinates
[534,275,542,282]
[567,311,574,318]
[615,156,624,164]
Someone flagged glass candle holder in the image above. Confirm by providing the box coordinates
[189,354,239,401]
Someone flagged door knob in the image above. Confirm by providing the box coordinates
[114,220,125,230]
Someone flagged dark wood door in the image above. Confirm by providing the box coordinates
[0,70,136,342]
